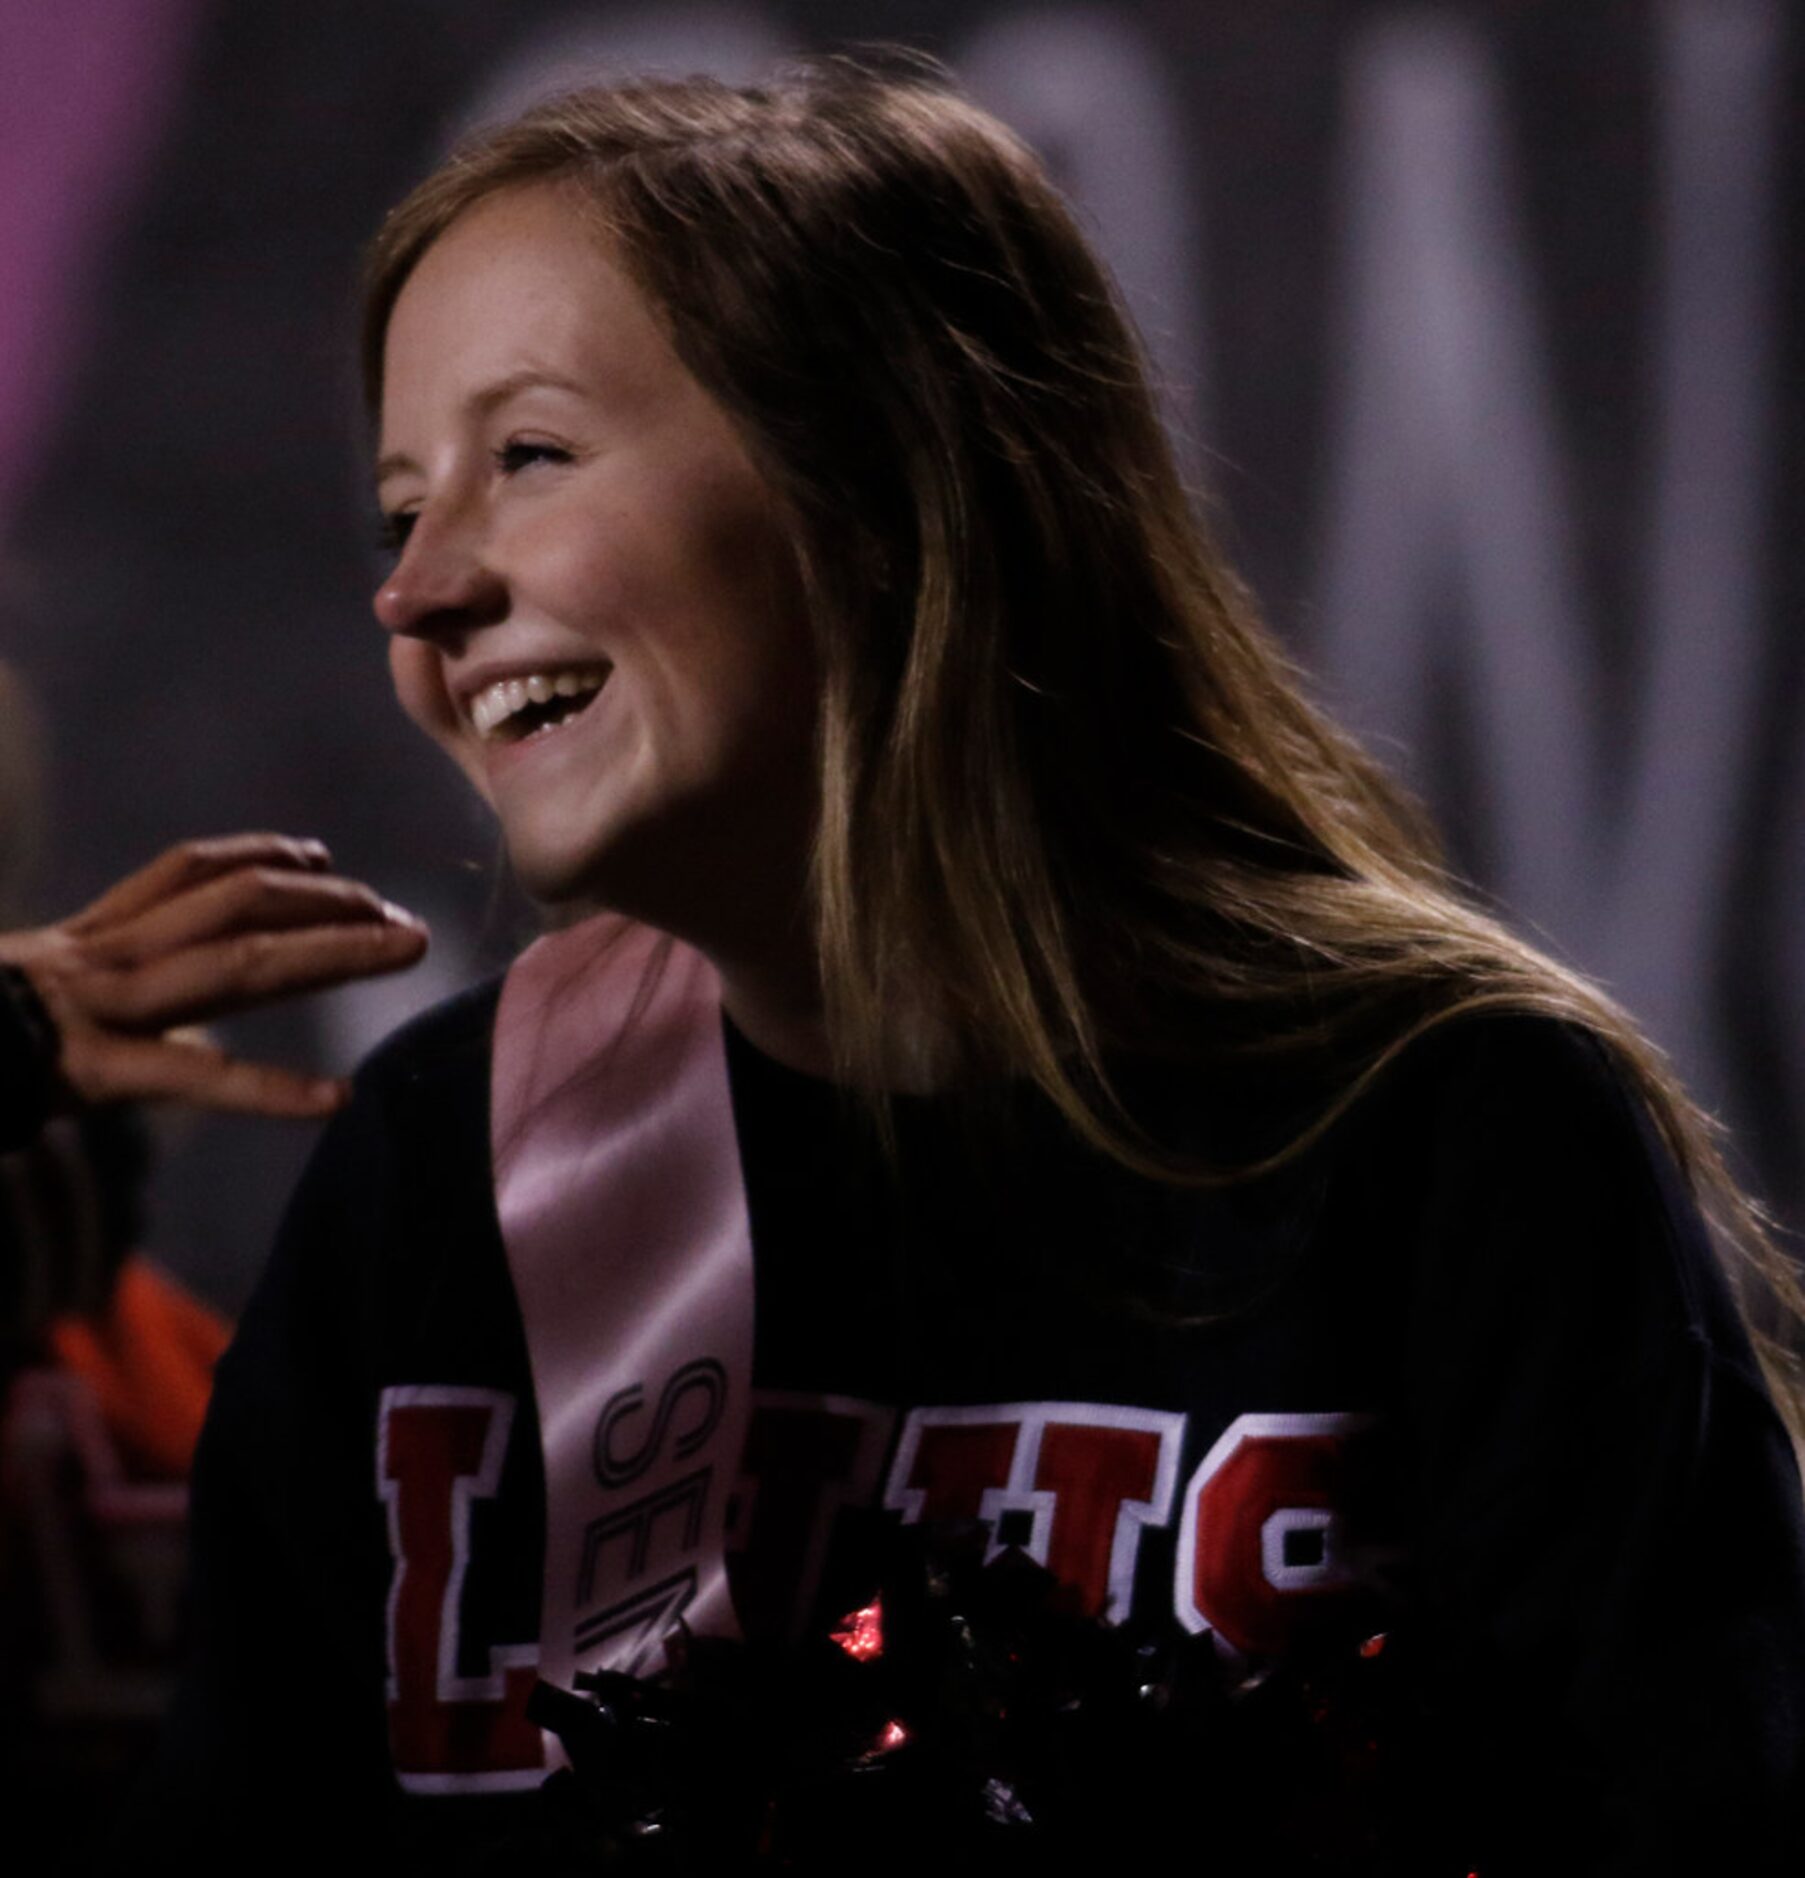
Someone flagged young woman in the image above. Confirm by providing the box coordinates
[153,62,1805,1873]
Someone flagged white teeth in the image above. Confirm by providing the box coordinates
[468,668,609,740]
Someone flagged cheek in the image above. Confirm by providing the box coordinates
[649,479,815,761]
[709,532,817,770]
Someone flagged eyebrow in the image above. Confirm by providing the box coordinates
[374,367,591,485]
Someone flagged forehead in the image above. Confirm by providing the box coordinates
[379,184,676,433]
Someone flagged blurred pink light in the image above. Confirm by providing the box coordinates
[0,0,199,539]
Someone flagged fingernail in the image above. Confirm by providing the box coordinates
[380,901,427,929]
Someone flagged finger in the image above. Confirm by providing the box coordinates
[84,918,429,1031]
[64,834,334,935]
[82,866,415,970]
[66,1031,350,1116]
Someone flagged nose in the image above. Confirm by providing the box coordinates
[372,504,507,643]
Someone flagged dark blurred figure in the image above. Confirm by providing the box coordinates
[0,658,427,1868]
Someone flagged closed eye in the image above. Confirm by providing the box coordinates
[494,439,573,474]
[372,439,570,555]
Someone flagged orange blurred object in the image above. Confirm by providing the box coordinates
[46,1258,229,1479]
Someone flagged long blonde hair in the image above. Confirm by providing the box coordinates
[361,57,1804,1436]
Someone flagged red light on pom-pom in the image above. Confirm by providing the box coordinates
[878,1720,909,1752]
[832,1597,885,1662]
[1358,1633,1387,1659]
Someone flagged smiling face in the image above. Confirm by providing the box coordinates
[373,183,817,945]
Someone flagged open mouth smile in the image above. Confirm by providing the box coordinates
[467,666,611,743]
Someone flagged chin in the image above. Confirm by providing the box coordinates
[505,838,614,911]
[502,809,673,927]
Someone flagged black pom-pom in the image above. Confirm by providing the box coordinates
[512,1519,1439,1874]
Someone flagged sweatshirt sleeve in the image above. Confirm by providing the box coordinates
[1381,1015,1805,1876]
[130,1087,403,1860]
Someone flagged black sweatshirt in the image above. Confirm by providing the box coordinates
[141,985,1805,1874]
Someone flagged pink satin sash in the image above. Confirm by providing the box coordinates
[490,913,754,1704]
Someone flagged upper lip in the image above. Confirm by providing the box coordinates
[448,657,613,713]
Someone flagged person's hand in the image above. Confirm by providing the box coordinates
[0,834,428,1118]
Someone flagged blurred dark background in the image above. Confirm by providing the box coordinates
[2,0,1800,1313]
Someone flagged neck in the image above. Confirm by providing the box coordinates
[714,952,960,1096]
[714,953,837,1081]
[550,856,955,1093]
